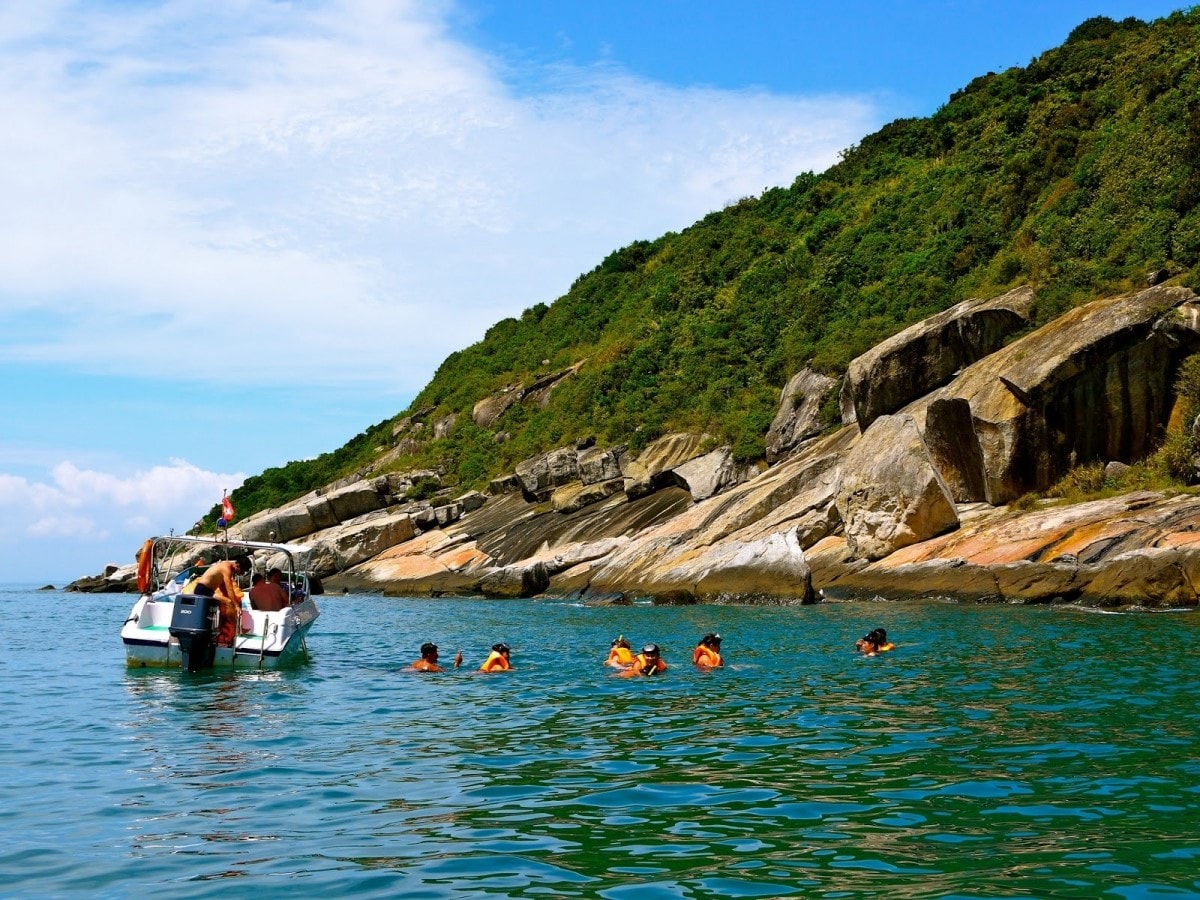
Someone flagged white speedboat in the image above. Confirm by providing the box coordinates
[121,534,321,671]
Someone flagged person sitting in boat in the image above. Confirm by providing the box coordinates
[479,642,513,672]
[692,632,723,668]
[408,642,463,672]
[856,628,895,656]
[606,635,634,668]
[248,572,286,612]
[620,643,667,677]
[187,555,251,646]
[267,568,291,599]
[248,568,289,612]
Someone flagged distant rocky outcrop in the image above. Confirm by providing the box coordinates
[473,384,523,429]
[471,364,586,429]
[622,432,714,499]
[811,491,1200,608]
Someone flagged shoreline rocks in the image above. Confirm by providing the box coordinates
[66,285,1200,609]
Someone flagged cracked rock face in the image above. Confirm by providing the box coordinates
[921,286,1200,504]
[835,414,959,561]
[845,286,1035,431]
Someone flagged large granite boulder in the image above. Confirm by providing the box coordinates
[923,397,988,502]
[236,502,320,543]
[326,528,492,596]
[456,490,488,513]
[515,447,581,500]
[809,491,1200,608]
[235,478,395,543]
[687,530,816,604]
[845,286,1035,430]
[665,446,751,501]
[578,445,626,485]
[488,474,523,495]
[552,478,626,513]
[473,383,522,428]
[304,509,417,576]
[1077,547,1200,608]
[433,501,463,527]
[707,428,855,550]
[765,369,838,462]
[477,561,551,598]
[581,519,816,605]
[623,432,712,499]
[324,478,393,522]
[835,414,958,561]
[921,286,1200,504]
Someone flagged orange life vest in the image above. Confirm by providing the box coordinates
[631,653,666,675]
[480,650,511,671]
[693,645,722,667]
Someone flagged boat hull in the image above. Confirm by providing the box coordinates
[122,595,320,670]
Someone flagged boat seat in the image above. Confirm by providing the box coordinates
[140,598,177,628]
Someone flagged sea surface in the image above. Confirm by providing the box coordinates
[2,583,1199,898]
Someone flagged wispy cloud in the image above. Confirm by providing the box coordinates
[0,0,880,389]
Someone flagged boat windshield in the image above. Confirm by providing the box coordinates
[146,535,313,598]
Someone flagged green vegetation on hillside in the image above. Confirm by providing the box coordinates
[201,10,1200,530]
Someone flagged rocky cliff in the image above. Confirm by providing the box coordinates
[76,284,1200,608]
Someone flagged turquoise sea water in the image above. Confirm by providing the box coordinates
[2,583,1199,898]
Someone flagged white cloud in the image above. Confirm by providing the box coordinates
[0,460,242,546]
[0,0,881,392]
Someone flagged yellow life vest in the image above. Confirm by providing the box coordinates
[608,646,634,666]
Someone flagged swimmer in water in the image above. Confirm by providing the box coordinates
[620,643,667,677]
[855,628,895,656]
[408,642,463,672]
[692,632,723,668]
[606,635,634,668]
[479,642,513,672]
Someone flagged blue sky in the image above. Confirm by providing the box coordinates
[0,0,1185,583]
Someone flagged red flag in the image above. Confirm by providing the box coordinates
[222,495,235,523]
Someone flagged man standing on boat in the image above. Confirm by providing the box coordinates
[188,555,251,646]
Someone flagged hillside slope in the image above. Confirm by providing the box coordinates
[212,9,1200,529]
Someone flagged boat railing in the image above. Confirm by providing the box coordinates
[147,535,316,600]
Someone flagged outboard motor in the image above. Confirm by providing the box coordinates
[169,593,220,672]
